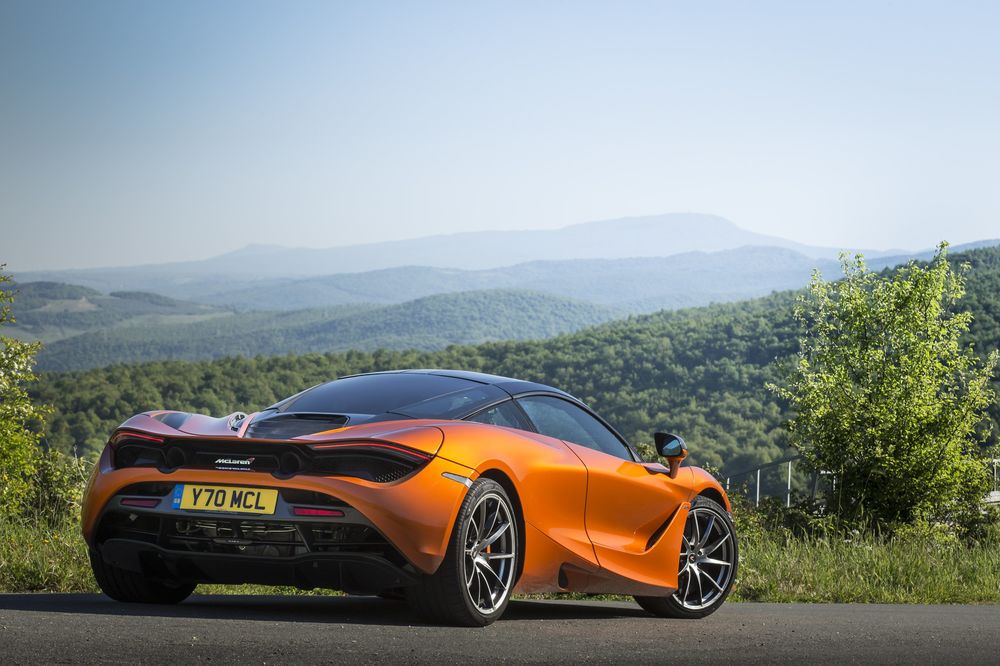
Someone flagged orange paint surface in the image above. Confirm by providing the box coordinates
[83,414,731,595]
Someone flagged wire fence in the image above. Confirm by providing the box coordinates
[724,456,1000,507]
[724,455,808,507]
[990,459,1000,505]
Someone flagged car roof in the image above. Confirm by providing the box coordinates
[263,368,636,459]
[342,368,574,400]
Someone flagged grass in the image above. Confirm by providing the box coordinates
[3,516,998,603]
[0,519,95,593]
[733,527,1000,603]
[0,518,345,597]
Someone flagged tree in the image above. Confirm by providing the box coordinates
[0,266,48,514]
[769,244,998,527]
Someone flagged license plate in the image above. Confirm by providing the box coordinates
[172,484,278,515]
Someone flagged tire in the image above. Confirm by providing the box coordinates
[89,548,195,604]
[406,478,519,626]
[635,495,738,619]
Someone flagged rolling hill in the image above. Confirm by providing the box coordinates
[34,290,622,371]
[13,240,1000,372]
[31,246,1000,475]
[3,281,229,343]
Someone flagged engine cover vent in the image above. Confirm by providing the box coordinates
[245,412,349,440]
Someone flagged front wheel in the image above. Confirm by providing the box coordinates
[406,478,519,626]
[635,495,737,619]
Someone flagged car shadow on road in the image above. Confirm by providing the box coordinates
[0,593,650,626]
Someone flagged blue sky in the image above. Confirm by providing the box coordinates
[2,1,999,270]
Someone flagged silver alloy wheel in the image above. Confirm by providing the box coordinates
[462,491,517,615]
[673,505,735,610]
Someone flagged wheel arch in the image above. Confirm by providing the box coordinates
[688,466,732,512]
[476,468,527,587]
[697,486,728,510]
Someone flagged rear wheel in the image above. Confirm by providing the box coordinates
[635,495,737,619]
[89,549,195,604]
[406,478,518,626]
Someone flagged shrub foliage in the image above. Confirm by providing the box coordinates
[0,266,51,519]
[770,245,998,527]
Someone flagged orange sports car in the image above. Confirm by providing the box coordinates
[82,369,737,626]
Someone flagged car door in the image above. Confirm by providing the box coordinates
[515,395,690,591]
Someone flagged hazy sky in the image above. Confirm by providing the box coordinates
[2,1,999,271]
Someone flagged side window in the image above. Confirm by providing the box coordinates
[466,401,527,430]
[516,396,633,460]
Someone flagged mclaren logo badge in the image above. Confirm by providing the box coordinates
[214,457,255,469]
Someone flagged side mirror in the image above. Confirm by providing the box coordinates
[654,432,688,478]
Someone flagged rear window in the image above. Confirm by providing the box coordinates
[395,385,508,420]
[282,373,480,416]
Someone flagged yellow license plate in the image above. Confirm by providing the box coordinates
[172,484,278,515]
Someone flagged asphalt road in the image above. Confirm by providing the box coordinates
[0,594,997,664]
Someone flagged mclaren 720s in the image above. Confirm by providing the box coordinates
[82,369,737,626]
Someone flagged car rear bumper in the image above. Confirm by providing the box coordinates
[83,445,476,576]
[94,538,418,593]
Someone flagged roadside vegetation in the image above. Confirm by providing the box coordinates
[730,495,1000,603]
[2,251,999,603]
[771,245,997,533]
[4,494,999,603]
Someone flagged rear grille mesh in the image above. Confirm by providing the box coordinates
[166,519,308,557]
[99,511,403,563]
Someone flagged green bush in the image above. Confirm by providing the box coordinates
[18,450,90,527]
[769,245,998,528]
[0,448,87,527]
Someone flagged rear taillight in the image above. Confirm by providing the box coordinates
[309,441,431,460]
[108,431,431,483]
[113,432,165,444]
[111,432,192,472]
[308,442,431,483]
[112,439,166,470]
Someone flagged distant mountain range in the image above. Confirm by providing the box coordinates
[8,211,998,373]
[23,240,993,315]
[196,246,845,311]
[18,213,906,295]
